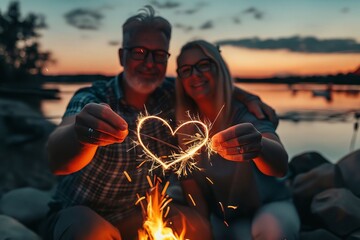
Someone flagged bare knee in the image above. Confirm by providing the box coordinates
[252,213,284,240]
[252,201,300,240]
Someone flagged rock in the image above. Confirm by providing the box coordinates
[288,151,330,182]
[347,230,360,240]
[292,163,342,227]
[300,228,341,240]
[0,187,52,231]
[311,188,360,237]
[0,214,41,240]
[337,149,360,197]
[0,99,57,197]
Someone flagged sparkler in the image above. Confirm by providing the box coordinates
[131,108,227,238]
[136,114,210,176]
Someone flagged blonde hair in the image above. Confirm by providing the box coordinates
[122,5,171,47]
[175,40,234,142]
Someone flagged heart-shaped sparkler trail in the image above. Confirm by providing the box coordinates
[137,115,209,170]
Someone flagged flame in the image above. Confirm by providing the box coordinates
[137,182,186,240]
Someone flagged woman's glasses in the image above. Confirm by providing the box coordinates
[124,46,170,63]
[177,59,214,79]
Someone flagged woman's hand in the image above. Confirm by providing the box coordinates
[211,123,262,162]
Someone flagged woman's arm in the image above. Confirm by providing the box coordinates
[211,123,288,177]
[253,132,288,177]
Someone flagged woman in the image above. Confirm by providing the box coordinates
[175,40,300,240]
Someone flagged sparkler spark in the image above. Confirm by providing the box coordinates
[187,194,196,206]
[219,202,225,214]
[205,177,214,185]
[136,114,210,176]
[227,205,238,210]
[124,171,132,182]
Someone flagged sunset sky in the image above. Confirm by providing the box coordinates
[1,0,360,78]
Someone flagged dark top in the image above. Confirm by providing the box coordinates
[193,100,291,221]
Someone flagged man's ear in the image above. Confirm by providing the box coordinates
[118,48,124,66]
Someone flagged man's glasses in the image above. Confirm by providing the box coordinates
[124,46,170,63]
[177,59,215,79]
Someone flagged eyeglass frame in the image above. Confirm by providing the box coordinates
[176,58,216,79]
[123,46,171,63]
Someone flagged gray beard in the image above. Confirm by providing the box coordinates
[124,74,162,95]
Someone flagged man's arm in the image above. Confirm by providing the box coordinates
[47,103,128,175]
[234,87,279,128]
[47,115,97,175]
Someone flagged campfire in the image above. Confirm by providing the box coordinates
[134,114,212,239]
[137,180,186,240]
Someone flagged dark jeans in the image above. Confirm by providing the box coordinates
[40,206,122,240]
[41,203,212,240]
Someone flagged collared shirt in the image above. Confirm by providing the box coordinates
[51,74,176,223]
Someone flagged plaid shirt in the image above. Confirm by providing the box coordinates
[51,74,176,223]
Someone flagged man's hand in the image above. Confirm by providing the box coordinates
[74,103,129,146]
[245,99,279,128]
[233,87,279,128]
[211,123,262,162]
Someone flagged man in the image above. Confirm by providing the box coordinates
[43,6,277,240]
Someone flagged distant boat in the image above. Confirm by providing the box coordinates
[311,84,333,102]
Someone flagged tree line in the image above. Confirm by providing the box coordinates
[0,1,54,85]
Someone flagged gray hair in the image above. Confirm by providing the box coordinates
[122,5,172,47]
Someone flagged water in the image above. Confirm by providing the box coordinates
[41,82,360,162]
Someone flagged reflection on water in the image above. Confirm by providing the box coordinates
[237,83,360,113]
[42,82,360,162]
[42,82,92,121]
[238,83,360,161]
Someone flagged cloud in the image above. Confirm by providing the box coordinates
[150,0,180,9]
[341,7,349,13]
[225,7,263,27]
[175,2,207,15]
[174,23,193,32]
[232,16,241,24]
[199,20,213,30]
[98,4,117,11]
[215,36,360,53]
[108,40,120,46]
[243,7,264,20]
[177,8,199,14]
[64,8,104,30]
